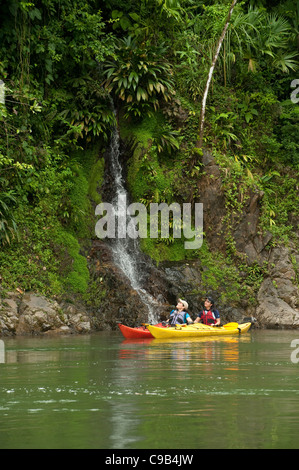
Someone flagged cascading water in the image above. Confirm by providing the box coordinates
[107,124,159,324]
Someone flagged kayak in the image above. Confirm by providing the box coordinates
[118,322,164,339]
[146,322,252,339]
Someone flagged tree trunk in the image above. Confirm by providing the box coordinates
[197,0,238,150]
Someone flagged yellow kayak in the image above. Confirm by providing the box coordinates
[147,322,252,339]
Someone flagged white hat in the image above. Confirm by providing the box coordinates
[178,298,188,310]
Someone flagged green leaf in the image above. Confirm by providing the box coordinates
[111,10,122,19]
[245,113,252,123]
[120,16,131,30]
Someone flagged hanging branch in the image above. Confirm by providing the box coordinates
[197,0,238,150]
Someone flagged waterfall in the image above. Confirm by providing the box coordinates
[107,124,159,324]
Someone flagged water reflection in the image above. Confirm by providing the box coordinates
[119,335,251,373]
[1,331,299,449]
[109,402,143,448]
[109,339,150,448]
[108,334,249,447]
[3,335,93,364]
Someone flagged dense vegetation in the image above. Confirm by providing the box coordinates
[0,0,298,304]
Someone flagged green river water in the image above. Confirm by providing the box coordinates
[0,328,299,450]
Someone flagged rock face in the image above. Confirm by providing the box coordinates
[255,246,299,328]
[199,150,272,265]
[87,240,171,329]
[87,240,254,327]
[0,292,91,336]
[1,149,298,334]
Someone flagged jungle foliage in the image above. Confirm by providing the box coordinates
[0,0,298,297]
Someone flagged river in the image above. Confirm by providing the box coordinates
[0,328,299,449]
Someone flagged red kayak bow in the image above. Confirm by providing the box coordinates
[118,323,164,339]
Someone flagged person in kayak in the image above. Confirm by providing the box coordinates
[166,299,193,326]
[194,296,221,326]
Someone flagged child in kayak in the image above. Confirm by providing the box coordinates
[194,296,221,326]
[166,299,193,326]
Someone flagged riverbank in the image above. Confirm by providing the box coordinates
[1,236,298,336]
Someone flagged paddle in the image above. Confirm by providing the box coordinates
[175,322,213,330]
[186,323,213,329]
[185,322,239,329]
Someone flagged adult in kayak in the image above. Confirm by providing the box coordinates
[166,299,193,326]
[194,296,221,326]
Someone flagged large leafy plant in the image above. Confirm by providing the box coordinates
[223,7,298,81]
[103,36,175,118]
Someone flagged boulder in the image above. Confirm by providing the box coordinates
[256,278,299,328]
[0,292,20,335]
[256,246,299,328]
[16,293,65,335]
[0,291,92,336]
